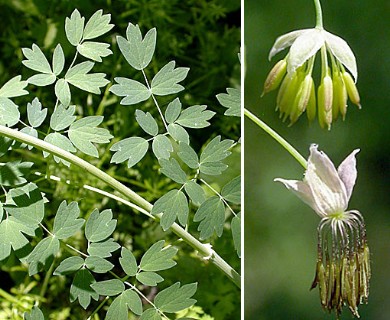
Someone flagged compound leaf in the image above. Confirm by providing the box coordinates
[85,256,114,273]
[87,238,120,258]
[77,41,112,62]
[152,134,172,160]
[154,282,197,313]
[65,9,85,46]
[55,79,71,107]
[151,189,188,230]
[159,158,187,184]
[165,98,181,124]
[136,271,163,286]
[52,44,65,76]
[117,23,156,70]
[176,105,215,129]
[140,309,160,320]
[85,209,116,242]
[231,212,241,258]
[216,87,241,117]
[150,61,189,96]
[139,240,177,272]
[199,162,228,176]
[83,10,114,40]
[110,137,149,167]
[0,76,28,98]
[221,176,241,204]
[106,289,143,319]
[50,104,76,131]
[91,279,124,296]
[27,98,47,128]
[69,116,113,157]
[70,268,99,309]
[167,123,189,144]
[194,196,225,240]
[53,201,85,240]
[0,161,34,187]
[54,256,85,276]
[119,247,137,277]
[0,97,20,127]
[200,136,234,164]
[135,110,158,136]
[177,142,199,169]
[26,236,60,276]
[43,132,76,166]
[109,77,151,105]
[22,44,52,74]
[27,73,56,86]
[184,180,206,206]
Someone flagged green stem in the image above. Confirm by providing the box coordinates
[0,125,240,288]
[314,0,324,29]
[244,109,307,169]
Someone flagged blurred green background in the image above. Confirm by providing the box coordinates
[245,0,389,319]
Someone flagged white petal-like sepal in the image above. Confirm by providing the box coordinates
[324,31,358,81]
[337,149,359,201]
[288,29,324,75]
[268,29,309,61]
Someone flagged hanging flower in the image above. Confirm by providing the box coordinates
[262,25,361,129]
[275,144,370,318]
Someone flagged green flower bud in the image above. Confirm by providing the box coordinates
[262,59,287,96]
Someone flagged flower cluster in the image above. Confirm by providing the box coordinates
[275,145,370,318]
[263,28,361,129]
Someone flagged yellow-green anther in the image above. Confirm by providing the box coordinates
[262,59,287,96]
[289,74,313,124]
[318,262,328,307]
[306,79,316,122]
[318,82,332,129]
[331,70,347,121]
[342,71,361,108]
[277,72,300,117]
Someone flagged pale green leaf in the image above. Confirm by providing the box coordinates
[52,44,65,76]
[154,282,197,313]
[150,61,189,96]
[110,137,149,167]
[0,161,34,187]
[184,180,206,206]
[87,238,120,258]
[24,306,44,320]
[140,309,161,320]
[167,123,189,144]
[152,134,172,160]
[194,196,225,240]
[109,77,151,105]
[140,240,177,272]
[26,236,60,275]
[85,209,116,242]
[135,110,158,136]
[151,190,188,230]
[231,212,241,257]
[43,132,76,166]
[55,79,71,107]
[0,136,13,157]
[27,73,56,86]
[27,98,47,128]
[77,41,112,62]
[200,136,234,163]
[136,271,163,286]
[0,97,20,126]
[83,10,114,40]
[159,158,187,184]
[20,127,38,150]
[65,9,85,46]
[199,162,228,176]
[91,279,124,296]
[216,87,241,117]
[68,116,113,157]
[176,105,215,128]
[117,23,156,70]
[53,256,85,275]
[22,44,52,74]
[106,289,143,319]
[0,76,28,98]
[50,104,76,131]
[119,247,137,277]
[177,142,199,169]
[165,98,181,124]
[221,176,241,204]
[85,256,114,273]
[53,201,85,239]
[4,183,43,225]
[70,268,99,309]
[65,61,109,94]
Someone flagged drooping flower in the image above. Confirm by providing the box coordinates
[275,144,370,318]
[262,25,361,129]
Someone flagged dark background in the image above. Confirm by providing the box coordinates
[245,0,389,319]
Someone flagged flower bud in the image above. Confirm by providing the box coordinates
[342,71,361,108]
[262,59,287,96]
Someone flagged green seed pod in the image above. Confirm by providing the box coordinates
[262,59,287,96]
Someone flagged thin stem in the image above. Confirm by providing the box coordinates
[314,0,324,29]
[0,125,240,288]
[244,108,307,169]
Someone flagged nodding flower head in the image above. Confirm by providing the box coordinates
[263,27,361,129]
[275,144,370,318]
